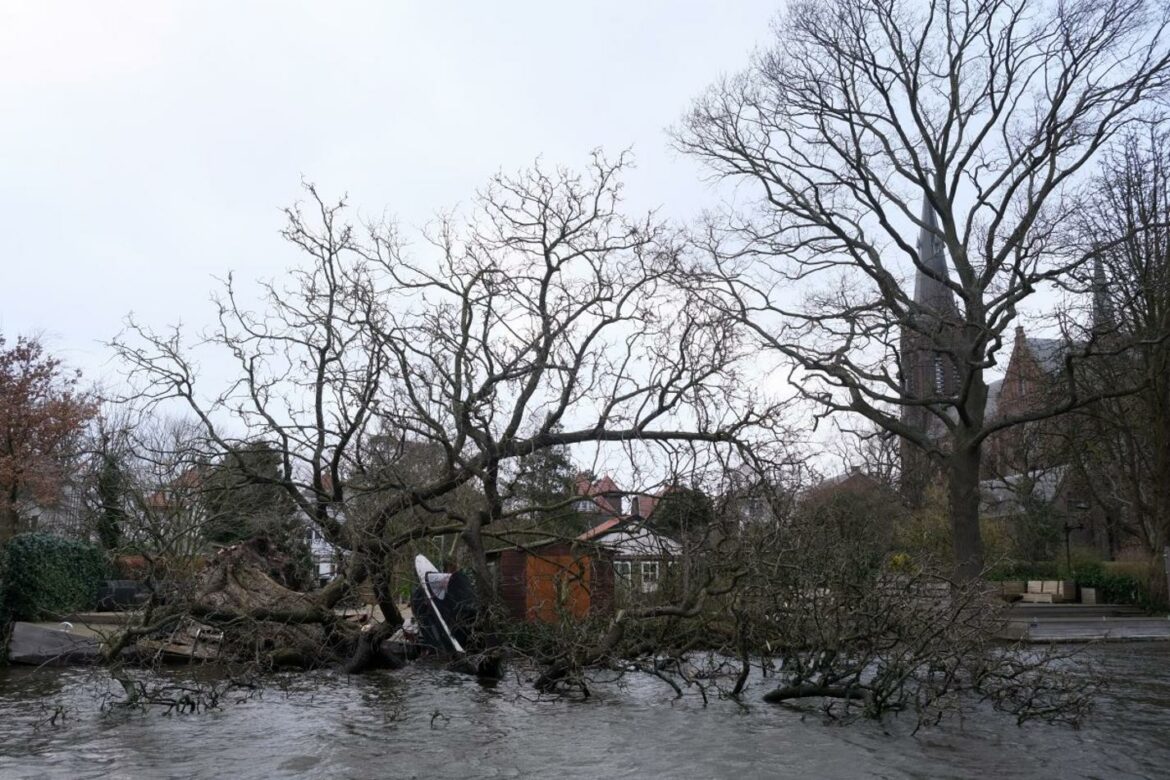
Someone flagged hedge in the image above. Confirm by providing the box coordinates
[0,533,109,621]
[986,558,1163,611]
[1071,561,1163,611]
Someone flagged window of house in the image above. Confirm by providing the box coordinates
[641,561,660,593]
[934,355,947,393]
[614,560,632,585]
[575,499,593,513]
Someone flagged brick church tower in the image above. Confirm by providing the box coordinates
[899,194,962,505]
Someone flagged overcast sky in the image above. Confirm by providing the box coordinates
[0,1,780,389]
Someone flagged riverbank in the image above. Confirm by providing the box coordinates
[1000,603,1170,642]
[4,603,407,666]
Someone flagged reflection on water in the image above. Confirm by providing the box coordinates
[2,644,1169,779]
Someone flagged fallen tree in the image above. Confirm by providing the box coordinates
[91,155,1097,728]
[521,471,1096,728]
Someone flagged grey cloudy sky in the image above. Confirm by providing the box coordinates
[0,1,779,388]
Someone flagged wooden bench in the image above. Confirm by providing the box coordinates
[1022,579,1076,603]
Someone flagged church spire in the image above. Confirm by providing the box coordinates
[898,190,962,505]
[1091,257,1116,335]
[912,193,957,316]
[900,190,962,399]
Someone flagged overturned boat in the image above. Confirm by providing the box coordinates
[406,554,500,677]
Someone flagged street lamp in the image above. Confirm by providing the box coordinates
[1064,502,1090,573]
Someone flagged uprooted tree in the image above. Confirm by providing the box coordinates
[97,150,1100,727]
[107,152,768,676]
[675,0,1170,581]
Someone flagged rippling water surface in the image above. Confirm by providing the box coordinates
[2,644,1168,779]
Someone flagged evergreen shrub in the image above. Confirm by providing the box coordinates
[986,558,1163,610]
[0,533,109,621]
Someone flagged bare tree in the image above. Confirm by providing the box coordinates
[749,486,1093,726]
[95,149,1096,725]
[108,152,768,671]
[676,0,1170,579]
[1062,127,1170,591]
[828,418,903,489]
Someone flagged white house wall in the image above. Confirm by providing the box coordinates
[594,528,681,558]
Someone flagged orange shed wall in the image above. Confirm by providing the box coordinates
[495,543,615,624]
[525,553,591,622]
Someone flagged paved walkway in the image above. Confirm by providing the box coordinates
[1001,603,1170,642]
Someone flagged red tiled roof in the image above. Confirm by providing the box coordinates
[591,475,618,494]
[576,474,620,497]
[145,466,204,509]
[574,474,625,516]
[577,517,621,542]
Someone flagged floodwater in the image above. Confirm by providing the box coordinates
[1,645,1169,779]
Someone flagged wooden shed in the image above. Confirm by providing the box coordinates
[494,541,614,623]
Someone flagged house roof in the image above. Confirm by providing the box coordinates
[577,517,681,558]
[1025,338,1071,375]
[592,475,619,494]
[578,517,622,542]
[979,466,1068,519]
[592,526,682,559]
[797,470,897,505]
[576,474,620,496]
[145,465,205,509]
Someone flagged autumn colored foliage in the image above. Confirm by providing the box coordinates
[0,334,97,542]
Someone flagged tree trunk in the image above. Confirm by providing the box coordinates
[1155,407,1170,590]
[948,443,984,581]
[0,504,21,545]
[368,550,404,630]
[461,511,498,603]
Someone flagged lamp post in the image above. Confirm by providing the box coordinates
[1064,502,1089,573]
[1163,547,1170,606]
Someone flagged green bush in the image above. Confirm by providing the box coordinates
[1070,561,1162,611]
[985,560,1061,581]
[985,558,1163,611]
[0,533,109,621]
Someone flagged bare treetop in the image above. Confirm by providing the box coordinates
[111,153,778,633]
[678,0,1170,578]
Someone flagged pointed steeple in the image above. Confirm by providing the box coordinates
[1091,258,1116,335]
[913,193,957,317]
[899,190,962,505]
